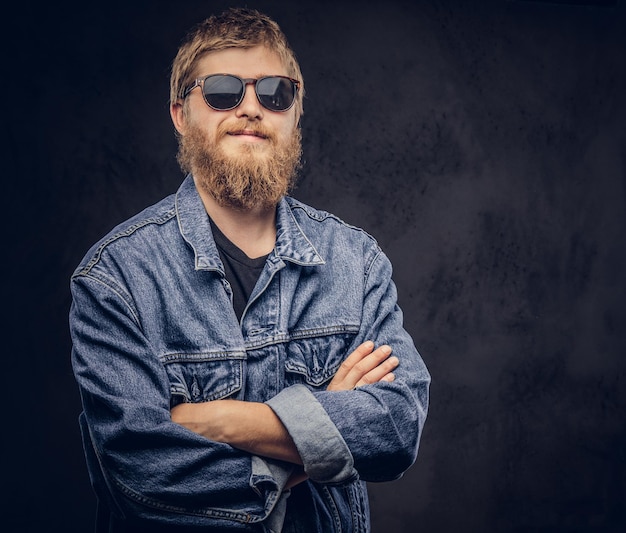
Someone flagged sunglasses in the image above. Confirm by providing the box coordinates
[183,74,300,112]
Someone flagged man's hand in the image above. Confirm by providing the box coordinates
[326,341,398,391]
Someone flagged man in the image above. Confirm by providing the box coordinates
[70,7,430,532]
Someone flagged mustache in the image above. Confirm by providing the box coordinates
[217,120,276,142]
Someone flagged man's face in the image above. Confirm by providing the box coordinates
[172,45,302,211]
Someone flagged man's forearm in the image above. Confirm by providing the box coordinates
[171,341,398,464]
[171,399,303,464]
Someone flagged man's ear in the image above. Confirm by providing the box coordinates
[170,102,186,135]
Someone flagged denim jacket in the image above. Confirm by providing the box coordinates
[70,175,430,532]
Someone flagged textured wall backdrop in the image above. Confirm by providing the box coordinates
[5,0,625,531]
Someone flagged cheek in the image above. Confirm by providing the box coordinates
[191,118,222,144]
[275,116,299,142]
[186,104,224,138]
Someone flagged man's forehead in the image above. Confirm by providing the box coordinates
[194,45,287,77]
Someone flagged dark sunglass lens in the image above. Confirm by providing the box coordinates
[257,77,296,111]
[203,75,243,110]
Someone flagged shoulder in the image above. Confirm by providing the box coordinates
[283,196,383,266]
[73,194,177,276]
[285,196,378,242]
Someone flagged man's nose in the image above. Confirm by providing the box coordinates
[235,83,263,119]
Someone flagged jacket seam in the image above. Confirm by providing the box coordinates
[75,209,176,276]
[159,350,247,364]
[72,272,141,328]
[363,248,383,286]
[109,475,275,524]
[244,325,360,350]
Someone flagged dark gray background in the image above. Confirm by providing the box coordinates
[5,0,625,531]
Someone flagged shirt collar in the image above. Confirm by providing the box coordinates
[175,175,325,270]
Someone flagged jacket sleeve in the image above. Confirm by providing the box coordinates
[267,247,430,483]
[70,272,292,528]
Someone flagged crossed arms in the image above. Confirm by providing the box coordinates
[171,341,398,476]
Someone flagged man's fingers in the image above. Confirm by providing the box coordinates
[327,341,397,391]
[352,345,392,376]
[356,356,399,387]
[333,341,375,381]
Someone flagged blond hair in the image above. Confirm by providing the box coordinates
[170,7,304,119]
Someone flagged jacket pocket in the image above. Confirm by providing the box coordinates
[161,351,245,406]
[284,331,357,388]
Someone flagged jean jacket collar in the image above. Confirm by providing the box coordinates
[175,174,325,272]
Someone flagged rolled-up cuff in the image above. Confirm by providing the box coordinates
[266,384,357,483]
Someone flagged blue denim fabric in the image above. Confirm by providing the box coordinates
[70,175,430,532]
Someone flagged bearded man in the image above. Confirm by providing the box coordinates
[70,7,430,533]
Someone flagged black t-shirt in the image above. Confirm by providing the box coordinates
[209,219,269,321]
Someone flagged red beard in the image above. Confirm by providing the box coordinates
[177,119,302,210]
